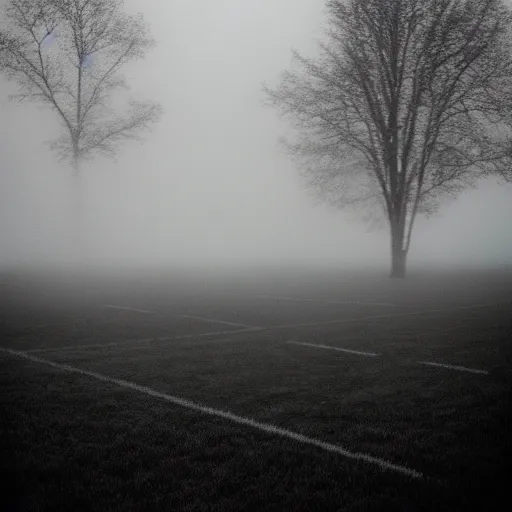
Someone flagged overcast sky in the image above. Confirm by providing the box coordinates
[1,0,511,270]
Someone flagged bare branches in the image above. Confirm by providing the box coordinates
[79,101,162,159]
[0,0,160,173]
[265,0,512,259]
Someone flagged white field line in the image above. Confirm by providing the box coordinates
[25,301,506,354]
[0,347,423,479]
[104,305,153,314]
[286,341,380,357]
[104,304,258,329]
[179,314,258,330]
[418,361,489,375]
[23,327,263,354]
[257,295,399,307]
[267,301,507,330]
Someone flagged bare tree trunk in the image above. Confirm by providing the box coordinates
[390,218,407,278]
[71,157,86,270]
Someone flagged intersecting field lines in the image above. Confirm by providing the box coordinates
[24,301,508,364]
[179,314,259,330]
[103,303,261,330]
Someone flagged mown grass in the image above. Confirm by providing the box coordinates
[1,359,442,512]
[1,269,511,510]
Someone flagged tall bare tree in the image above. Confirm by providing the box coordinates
[265,0,512,277]
[0,0,161,262]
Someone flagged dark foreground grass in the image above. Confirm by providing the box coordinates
[38,328,512,474]
[2,332,511,510]
[1,268,511,511]
[1,359,440,512]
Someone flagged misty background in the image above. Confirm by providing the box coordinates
[1,0,511,271]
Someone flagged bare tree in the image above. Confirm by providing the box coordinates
[0,0,161,262]
[265,0,512,277]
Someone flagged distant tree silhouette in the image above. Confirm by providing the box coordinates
[0,0,161,263]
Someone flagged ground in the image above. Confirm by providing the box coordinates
[1,266,511,511]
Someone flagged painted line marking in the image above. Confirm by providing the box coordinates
[267,302,507,330]
[0,347,422,479]
[287,341,380,357]
[257,295,399,307]
[23,328,263,354]
[156,327,262,341]
[104,305,153,314]
[418,361,489,375]
[24,301,507,354]
[343,301,400,307]
[103,305,258,329]
[180,314,258,330]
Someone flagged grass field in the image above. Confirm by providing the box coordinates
[1,267,511,511]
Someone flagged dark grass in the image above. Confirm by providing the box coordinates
[275,304,512,372]
[1,268,511,511]
[38,330,511,479]
[1,359,441,512]
[0,309,244,352]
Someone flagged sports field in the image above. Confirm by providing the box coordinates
[1,267,511,511]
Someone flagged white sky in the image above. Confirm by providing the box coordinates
[1,0,511,270]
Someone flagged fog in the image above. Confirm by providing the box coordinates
[1,0,511,273]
